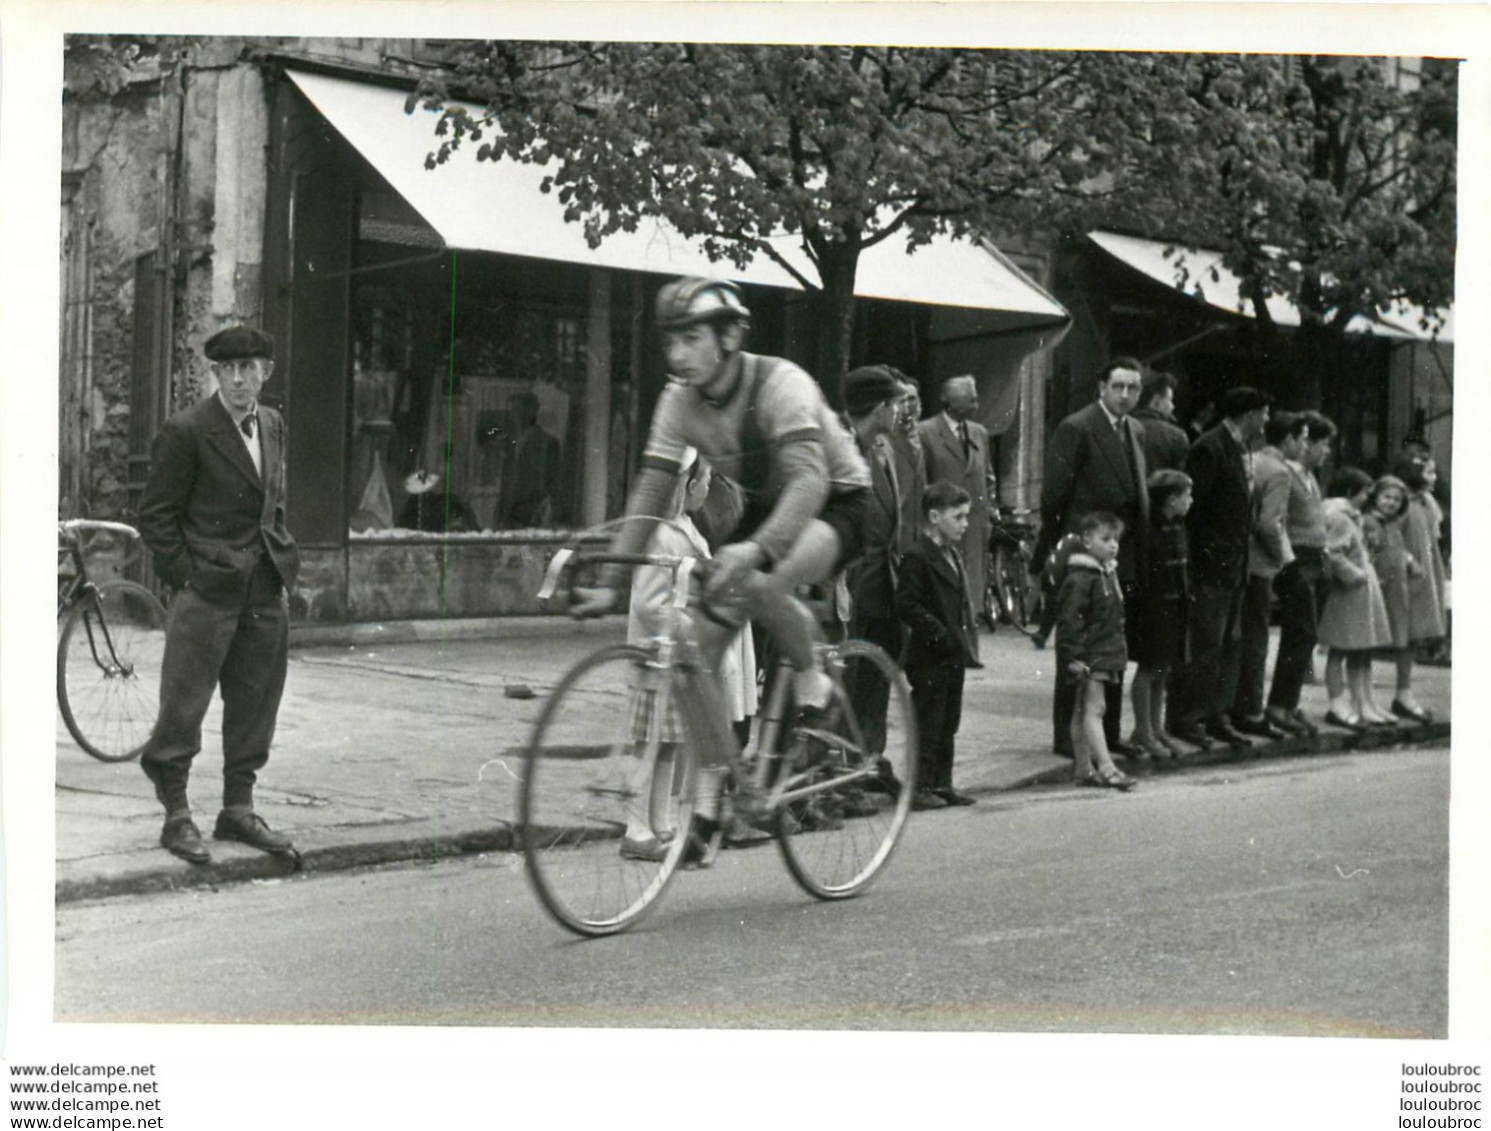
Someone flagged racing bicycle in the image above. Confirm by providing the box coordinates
[520,536,918,937]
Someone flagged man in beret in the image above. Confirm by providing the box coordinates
[136,324,301,864]
[1168,385,1270,749]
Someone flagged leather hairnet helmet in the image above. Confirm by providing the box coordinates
[654,277,751,331]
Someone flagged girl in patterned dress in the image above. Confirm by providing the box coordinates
[1317,468,1393,729]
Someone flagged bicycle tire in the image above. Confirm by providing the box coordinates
[56,579,167,763]
[776,639,917,900]
[520,644,701,937]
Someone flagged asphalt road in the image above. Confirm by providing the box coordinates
[55,747,1448,1037]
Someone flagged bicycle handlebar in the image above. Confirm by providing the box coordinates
[59,519,141,541]
[537,547,700,609]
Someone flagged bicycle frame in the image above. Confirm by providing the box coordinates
[57,520,146,675]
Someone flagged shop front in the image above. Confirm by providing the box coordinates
[261,63,1070,622]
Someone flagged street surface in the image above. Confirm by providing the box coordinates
[56,746,1448,1036]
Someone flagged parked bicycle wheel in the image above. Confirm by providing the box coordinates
[776,639,916,900]
[521,644,701,936]
[56,579,167,762]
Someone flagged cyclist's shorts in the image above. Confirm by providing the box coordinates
[737,487,868,573]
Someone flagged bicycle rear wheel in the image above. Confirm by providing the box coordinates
[776,640,916,900]
[520,644,699,937]
[57,580,167,762]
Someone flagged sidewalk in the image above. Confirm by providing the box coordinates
[55,618,1450,903]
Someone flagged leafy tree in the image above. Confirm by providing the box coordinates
[1101,53,1457,408]
[411,44,1158,397]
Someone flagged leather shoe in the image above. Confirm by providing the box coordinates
[911,789,948,811]
[1170,723,1215,750]
[1289,709,1321,738]
[1324,709,1365,731]
[1205,720,1254,747]
[160,816,211,865]
[936,787,978,807]
[1266,707,1308,736]
[1391,699,1433,724]
[1235,715,1287,741]
[213,809,295,854]
[1109,739,1143,758]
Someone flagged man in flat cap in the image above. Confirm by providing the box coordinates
[136,324,301,864]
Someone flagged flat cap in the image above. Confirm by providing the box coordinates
[1221,385,1267,417]
[843,365,903,417]
[204,325,274,362]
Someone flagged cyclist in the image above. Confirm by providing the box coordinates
[571,277,871,810]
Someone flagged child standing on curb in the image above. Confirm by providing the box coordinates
[1318,467,1393,730]
[1127,470,1194,759]
[1056,511,1137,791]
[895,480,982,812]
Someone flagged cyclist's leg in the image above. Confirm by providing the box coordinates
[740,518,841,709]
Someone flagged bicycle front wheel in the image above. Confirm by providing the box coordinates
[57,580,167,762]
[776,639,916,900]
[520,644,700,937]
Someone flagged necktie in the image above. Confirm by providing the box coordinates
[240,412,258,439]
[960,423,971,459]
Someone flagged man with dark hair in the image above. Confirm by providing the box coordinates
[1040,358,1150,757]
[841,365,910,756]
[136,324,301,864]
[1264,411,1336,734]
[1234,410,1309,738]
[1169,385,1270,748]
[889,371,928,558]
[1132,371,1190,473]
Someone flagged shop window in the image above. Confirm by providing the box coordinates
[346,265,587,536]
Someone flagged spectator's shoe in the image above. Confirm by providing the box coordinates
[1288,709,1321,738]
[1109,739,1146,760]
[833,786,883,820]
[722,815,773,848]
[1266,706,1308,736]
[1235,715,1287,741]
[1391,699,1433,724]
[1205,720,1255,748]
[213,810,296,856]
[936,787,978,807]
[1323,709,1365,731]
[911,789,948,811]
[1075,769,1137,792]
[864,757,904,799]
[1155,731,1189,758]
[1170,723,1215,750]
[160,816,211,865]
[1053,744,1076,760]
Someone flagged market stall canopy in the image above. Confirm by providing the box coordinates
[1089,230,1453,344]
[287,69,1070,324]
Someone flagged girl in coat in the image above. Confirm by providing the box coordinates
[621,448,759,861]
[1389,459,1448,720]
[1317,468,1393,730]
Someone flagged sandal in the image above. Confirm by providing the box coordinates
[1076,768,1136,791]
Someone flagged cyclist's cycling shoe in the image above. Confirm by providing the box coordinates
[619,830,674,862]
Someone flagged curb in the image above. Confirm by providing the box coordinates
[289,614,602,650]
[55,722,1448,906]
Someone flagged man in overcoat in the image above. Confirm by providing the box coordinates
[136,325,301,864]
[918,375,993,622]
[1040,358,1150,755]
[1169,385,1270,748]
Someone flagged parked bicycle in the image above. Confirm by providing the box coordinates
[987,506,1042,633]
[520,535,918,937]
[57,519,167,762]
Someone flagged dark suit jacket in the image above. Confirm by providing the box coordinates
[887,429,927,557]
[845,436,903,616]
[918,414,993,611]
[1040,402,1150,585]
[1130,407,1190,473]
[894,538,980,672]
[1185,421,1252,590]
[138,394,300,604]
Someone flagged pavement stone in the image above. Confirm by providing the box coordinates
[55,617,1450,903]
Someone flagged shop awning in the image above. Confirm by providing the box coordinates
[1089,230,1452,344]
[287,69,1070,324]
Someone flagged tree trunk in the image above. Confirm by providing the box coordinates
[811,242,860,408]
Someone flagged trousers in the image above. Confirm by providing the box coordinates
[1233,572,1278,720]
[141,565,289,812]
[1172,579,1245,728]
[909,661,965,791]
[847,613,902,757]
[1267,550,1324,712]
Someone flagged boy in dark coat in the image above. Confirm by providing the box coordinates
[895,480,981,811]
[1056,512,1137,791]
